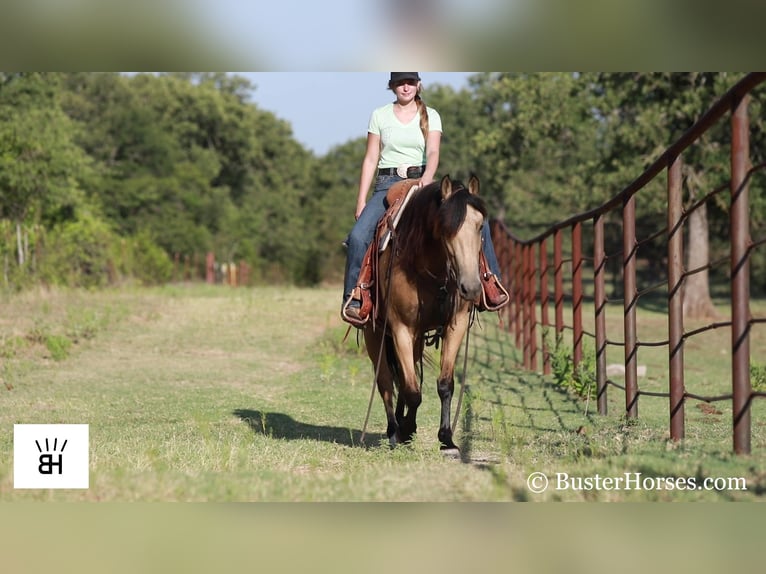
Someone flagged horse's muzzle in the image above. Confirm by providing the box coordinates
[458,278,483,303]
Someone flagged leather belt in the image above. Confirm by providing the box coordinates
[378,165,426,178]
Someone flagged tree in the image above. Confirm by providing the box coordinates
[64,73,321,283]
[587,72,742,318]
[469,73,602,234]
[0,73,92,267]
[468,73,759,319]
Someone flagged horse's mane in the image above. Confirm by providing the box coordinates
[394,178,487,273]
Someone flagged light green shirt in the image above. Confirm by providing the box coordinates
[368,103,442,169]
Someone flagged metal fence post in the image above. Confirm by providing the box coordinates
[594,214,608,415]
[623,195,639,418]
[731,94,752,455]
[667,155,685,440]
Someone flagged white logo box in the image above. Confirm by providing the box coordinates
[14,424,89,489]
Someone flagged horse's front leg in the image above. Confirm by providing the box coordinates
[391,324,422,444]
[364,327,399,448]
[436,309,471,451]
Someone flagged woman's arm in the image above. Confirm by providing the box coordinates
[420,130,441,187]
[356,132,381,219]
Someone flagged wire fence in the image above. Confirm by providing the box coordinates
[491,72,766,455]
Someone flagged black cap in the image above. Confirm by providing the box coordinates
[390,72,420,83]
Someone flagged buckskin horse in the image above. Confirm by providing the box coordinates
[364,174,486,450]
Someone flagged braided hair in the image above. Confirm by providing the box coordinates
[414,93,429,144]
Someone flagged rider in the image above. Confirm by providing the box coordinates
[341,72,508,327]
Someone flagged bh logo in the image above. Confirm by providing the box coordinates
[14,424,89,489]
[36,437,67,475]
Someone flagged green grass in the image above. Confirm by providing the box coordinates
[0,284,764,501]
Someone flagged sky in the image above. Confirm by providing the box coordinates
[241,72,474,156]
[4,1,760,70]
[203,1,510,70]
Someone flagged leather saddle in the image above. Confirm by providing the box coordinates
[341,179,420,327]
[342,179,509,327]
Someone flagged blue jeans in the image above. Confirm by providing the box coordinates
[342,175,502,304]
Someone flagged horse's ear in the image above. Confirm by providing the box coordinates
[440,175,453,201]
[468,174,480,195]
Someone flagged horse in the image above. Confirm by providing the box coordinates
[363,174,487,450]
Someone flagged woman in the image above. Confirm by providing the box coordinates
[342,72,507,326]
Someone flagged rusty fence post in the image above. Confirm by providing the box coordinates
[514,242,523,349]
[623,195,639,418]
[731,94,752,455]
[554,229,565,342]
[505,236,515,331]
[239,261,250,286]
[528,244,538,371]
[594,214,608,416]
[667,155,685,440]
[507,233,516,333]
[540,238,551,375]
[522,244,532,369]
[206,252,215,284]
[493,225,511,330]
[572,222,584,368]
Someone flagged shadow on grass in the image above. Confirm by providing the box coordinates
[233,409,372,448]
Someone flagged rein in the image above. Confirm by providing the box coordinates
[359,216,398,446]
[452,306,475,434]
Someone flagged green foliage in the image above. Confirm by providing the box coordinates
[24,323,72,361]
[546,330,597,400]
[1,72,764,292]
[42,214,116,288]
[752,363,766,391]
[116,230,173,286]
[0,73,92,227]
[44,334,72,361]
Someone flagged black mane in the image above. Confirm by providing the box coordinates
[393,178,487,272]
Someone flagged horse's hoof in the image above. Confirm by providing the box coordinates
[440,446,460,459]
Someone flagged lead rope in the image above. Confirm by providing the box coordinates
[451,306,475,435]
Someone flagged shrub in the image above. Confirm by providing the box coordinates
[42,214,117,288]
[121,230,173,286]
[752,362,766,391]
[45,334,72,361]
[546,329,597,400]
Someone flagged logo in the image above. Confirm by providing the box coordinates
[36,437,67,474]
[14,424,89,489]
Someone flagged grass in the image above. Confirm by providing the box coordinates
[0,284,764,501]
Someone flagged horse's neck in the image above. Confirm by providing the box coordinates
[409,242,449,283]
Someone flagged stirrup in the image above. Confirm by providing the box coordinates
[479,272,510,312]
[341,292,370,327]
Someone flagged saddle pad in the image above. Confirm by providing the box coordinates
[378,182,419,253]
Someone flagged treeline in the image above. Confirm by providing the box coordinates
[1,72,765,296]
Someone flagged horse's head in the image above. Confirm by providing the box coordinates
[438,175,487,304]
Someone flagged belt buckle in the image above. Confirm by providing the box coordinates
[396,164,410,179]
